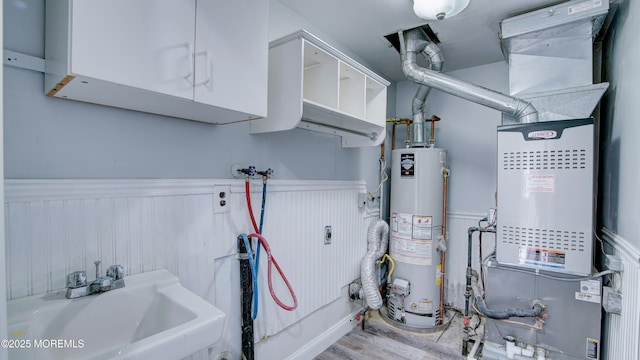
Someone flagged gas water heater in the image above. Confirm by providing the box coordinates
[386,147,447,329]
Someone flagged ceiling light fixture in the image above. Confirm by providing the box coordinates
[413,0,470,21]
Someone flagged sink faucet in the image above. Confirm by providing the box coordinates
[66,261,125,299]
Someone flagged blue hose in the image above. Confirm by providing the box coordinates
[244,180,268,320]
[256,181,267,265]
[252,181,268,319]
[240,234,259,320]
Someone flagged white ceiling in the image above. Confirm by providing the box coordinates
[279,0,564,82]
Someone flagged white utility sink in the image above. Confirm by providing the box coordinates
[7,270,226,360]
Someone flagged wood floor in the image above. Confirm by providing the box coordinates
[315,312,468,360]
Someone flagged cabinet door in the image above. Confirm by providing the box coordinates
[70,0,196,100]
[194,0,268,118]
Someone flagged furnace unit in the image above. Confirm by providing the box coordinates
[497,119,594,276]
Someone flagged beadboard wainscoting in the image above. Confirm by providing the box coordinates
[4,179,378,359]
[601,228,640,360]
[444,212,494,311]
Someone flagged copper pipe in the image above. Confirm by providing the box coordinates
[429,115,440,146]
[391,122,397,150]
[431,120,435,142]
[386,117,411,122]
[386,118,412,150]
[439,168,450,325]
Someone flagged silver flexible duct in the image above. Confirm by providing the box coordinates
[360,220,389,309]
[399,29,538,124]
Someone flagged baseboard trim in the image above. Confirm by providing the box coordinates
[285,310,361,360]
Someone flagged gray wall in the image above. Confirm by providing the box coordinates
[600,0,640,251]
[394,62,507,214]
[3,0,383,190]
[0,0,7,354]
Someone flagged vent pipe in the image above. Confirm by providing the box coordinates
[399,28,538,124]
[410,40,444,147]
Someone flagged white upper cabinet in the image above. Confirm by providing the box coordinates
[45,0,267,124]
[194,0,268,117]
[250,30,389,147]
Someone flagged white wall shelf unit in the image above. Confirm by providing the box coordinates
[44,0,267,124]
[250,30,389,147]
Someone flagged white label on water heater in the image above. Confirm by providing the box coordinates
[412,215,433,240]
[390,234,433,265]
[525,174,556,193]
[391,213,434,265]
[391,212,413,238]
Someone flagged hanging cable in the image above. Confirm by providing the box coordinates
[237,234,255,360]
[239,234,260,320]
[249,233,298,311]
[368,158,389,198]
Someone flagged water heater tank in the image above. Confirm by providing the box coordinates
[386,147,447,329]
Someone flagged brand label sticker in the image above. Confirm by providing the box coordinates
[576,292,601,304]
[400,153,415,177]
[527,130,557,139]
[580,280,601,295]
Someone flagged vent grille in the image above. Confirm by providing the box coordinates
[501,226,586,252]
[387,301,397,320]
[502,149,587,170]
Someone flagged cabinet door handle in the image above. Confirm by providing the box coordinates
[183,42,194,84]
[194,50,211,88]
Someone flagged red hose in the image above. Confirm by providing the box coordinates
[249,233,298,311]
[245,180,259,233]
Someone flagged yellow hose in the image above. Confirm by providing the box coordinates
[379,254,395,280]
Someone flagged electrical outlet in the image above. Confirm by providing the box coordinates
[213,186,231,214]
[348,281,362,300]
[324,226,332,245]
[358,193,367,208]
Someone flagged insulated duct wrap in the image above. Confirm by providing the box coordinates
[360,220,390,309]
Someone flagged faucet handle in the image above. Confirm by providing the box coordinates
[67,271,87,289]
[106,265,124,280]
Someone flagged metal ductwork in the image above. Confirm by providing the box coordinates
[396,27,538,125]
[410,40,444,147]
[500,0,610,123]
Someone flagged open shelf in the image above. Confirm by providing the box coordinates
[251,30,389,147]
